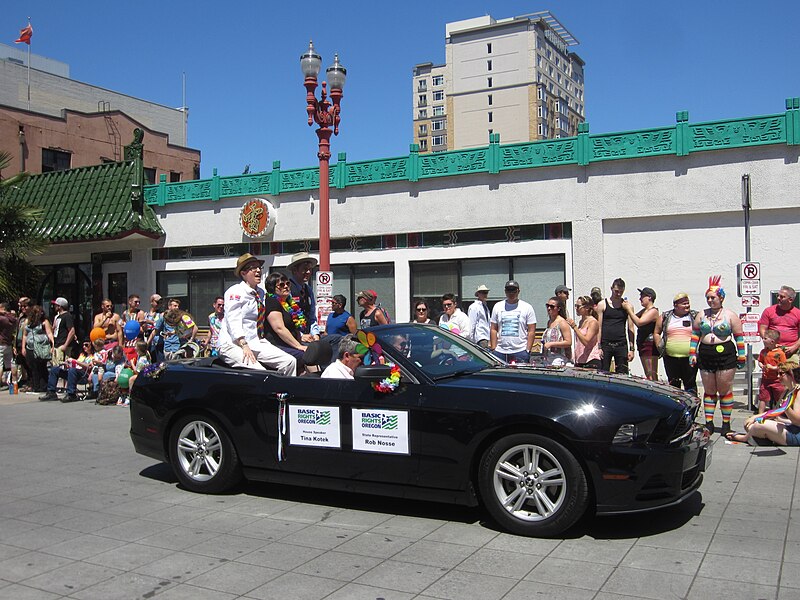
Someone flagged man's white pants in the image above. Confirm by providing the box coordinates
[219,340,296,376]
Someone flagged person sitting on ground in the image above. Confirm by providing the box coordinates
[149,302,198,361]
[321,335,364,379]
[102,346,128,385]
[217,254,296,375]
[126,340,151,392]
[757,329,787,413]
[726,360,800,445]
[39,339,94,403]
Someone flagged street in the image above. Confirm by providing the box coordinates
[1,393,798,600]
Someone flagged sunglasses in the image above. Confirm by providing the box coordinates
[442,303,454,308]
[575,303,584,308]
[505,287,519,292]
[416,307,427,312]
[545,304,558,309]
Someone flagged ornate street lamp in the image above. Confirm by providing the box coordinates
[301,40,346,271]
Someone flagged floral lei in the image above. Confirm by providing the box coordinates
[355,330,401,393]
[270,294,308,332]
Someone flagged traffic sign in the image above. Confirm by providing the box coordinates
[741,296,760,307]
[315,271,333,299]
[737,261,760,297]
[740,312,761,344]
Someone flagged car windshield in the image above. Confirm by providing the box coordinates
[375,324,501,380]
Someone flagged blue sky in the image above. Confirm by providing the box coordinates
[7,0,799,178]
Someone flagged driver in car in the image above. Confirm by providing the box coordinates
[321,335,364,379]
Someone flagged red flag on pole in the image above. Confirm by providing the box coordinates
[14,23,33,45]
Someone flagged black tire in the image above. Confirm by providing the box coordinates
[478,433,588,537]
[168,413,242,493]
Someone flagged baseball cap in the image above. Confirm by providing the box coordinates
[504,280,520,291]
[673,292,689,303]
[555,285,571,294]
[51,297,69,309]
[638,287,657,301]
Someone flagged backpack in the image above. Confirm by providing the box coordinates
[96,380,120,405]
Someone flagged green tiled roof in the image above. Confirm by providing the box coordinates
[2,160,163,243]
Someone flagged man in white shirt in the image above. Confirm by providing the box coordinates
[490,280,537,363]
[218,253,296,376]
[468,285,491,347]
[438,293,470,337]
[321,335,364,379]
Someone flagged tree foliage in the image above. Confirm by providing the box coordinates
[0,151,46,300]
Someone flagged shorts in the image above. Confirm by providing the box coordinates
[638,341,658,358]
[758,379,785,405]
[697,341,737,372]
[784,424,800,446]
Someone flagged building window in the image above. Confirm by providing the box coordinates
[432,90,444,101]
[488,94,493,106]
[418,95,427,107]
[41,148,71,173]
[431,120,445,131]
[418,109,427,119]
[419,139,428,151]
[487,43,492,53]
[143,168,157,185]
[487,60,492,71]
[417,80,427,92]
[169,171,181,183]
[432,75,444,86]
[433,105,445,116]
[418,124,427,135]
[488,112,493,123]
[487,77,492,88]
[537,86,544,100]
[432,135,445,146]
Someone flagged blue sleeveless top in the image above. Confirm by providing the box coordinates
[326,310,351,335]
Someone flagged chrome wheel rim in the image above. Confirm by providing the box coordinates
[176,420,223,482]
[492,443,566,522]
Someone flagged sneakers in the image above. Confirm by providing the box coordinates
[720,423,731,437]
[60,394,80,403]
[39,391,59,401]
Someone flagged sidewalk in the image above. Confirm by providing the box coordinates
[1,382,798,599]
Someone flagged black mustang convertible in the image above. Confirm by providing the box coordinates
[130,323,711,537]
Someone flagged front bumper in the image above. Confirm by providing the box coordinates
[592,423,711,515]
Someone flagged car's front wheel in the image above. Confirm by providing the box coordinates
[478,433,588,537]
[169,414,242,493]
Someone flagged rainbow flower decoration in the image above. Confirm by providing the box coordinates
[356,330,383,365]
[374,362,401,393]
[270,294,308,332]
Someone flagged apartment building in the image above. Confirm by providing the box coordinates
[413,11,585,152]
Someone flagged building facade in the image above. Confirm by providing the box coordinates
[24,99,800,376]
[413,11,585,153]
[0,43,199,183]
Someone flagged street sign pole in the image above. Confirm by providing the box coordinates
[742,174,754,411]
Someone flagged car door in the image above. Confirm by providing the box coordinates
[266,373,424,486]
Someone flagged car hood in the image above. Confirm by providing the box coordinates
[440,364,697,412]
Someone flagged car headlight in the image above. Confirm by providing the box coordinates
[612,423,638,444]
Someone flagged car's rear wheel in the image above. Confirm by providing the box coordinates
[169,414,242,493]
[478,433,588,537]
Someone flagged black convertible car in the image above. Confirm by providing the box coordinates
[130,323,711,537]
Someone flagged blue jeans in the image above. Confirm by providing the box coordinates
[493,350,530,364]
[47,366,89,395]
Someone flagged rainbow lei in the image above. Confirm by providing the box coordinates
[374,362,401,393]
[270,294,308,332]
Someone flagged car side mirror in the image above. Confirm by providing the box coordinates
[354,364,393,382]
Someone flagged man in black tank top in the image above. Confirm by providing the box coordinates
[597,278,635,374]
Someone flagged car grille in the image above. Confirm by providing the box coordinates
[648,409,694,445]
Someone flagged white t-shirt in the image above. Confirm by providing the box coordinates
[491,300,537,354]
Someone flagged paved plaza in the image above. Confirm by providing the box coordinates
[0,389,798,600]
